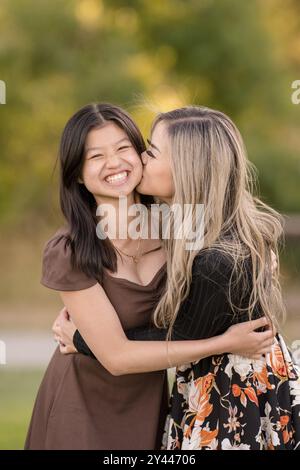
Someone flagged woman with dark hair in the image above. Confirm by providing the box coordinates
[25,103,273,450]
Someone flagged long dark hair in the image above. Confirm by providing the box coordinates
[59,102,151,282]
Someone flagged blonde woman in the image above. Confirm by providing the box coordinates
[56,106,300,450]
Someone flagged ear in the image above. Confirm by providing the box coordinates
[78,177,84,184]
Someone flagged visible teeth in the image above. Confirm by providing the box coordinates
[105,171,128,184]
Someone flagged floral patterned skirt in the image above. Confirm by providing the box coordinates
[162,334,300,450]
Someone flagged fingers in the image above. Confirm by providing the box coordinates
[52,318,59,332]
[245,315,275,336]
[59,344,74,355]
[258,329,275,342]
[257,348,271,355]
[263,320,277,335]
[242,335,276,359]
[270,322,277,336]
[60,310,77,329]
[250,354,261,360]
[59,344,66,354]
[53,324,65,346]
[55,335,65,348]
[249,330,274,352]
[58,306,68,322]
[60,313,70,326]
[251,338,275,357]
[52,323,61,335]
[61,306,70,320]
[53,320,65,347]
[257,340,275,354]
[241,352,262,360]
[246,351,268,360]
[53,308,65,328]
[262,338,275,348]
[247,316,269,330]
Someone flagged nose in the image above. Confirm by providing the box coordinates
[105,152,121,169]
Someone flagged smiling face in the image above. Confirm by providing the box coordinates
[81,121,143,205]
[136,121,175,203]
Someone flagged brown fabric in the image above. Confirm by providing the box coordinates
[24,227,169,450]
[40,227,98,291]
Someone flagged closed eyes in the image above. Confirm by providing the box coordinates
[89,145,131,159]
[118,145,131,151]
[89,153,104,159]
[145,149,156,158]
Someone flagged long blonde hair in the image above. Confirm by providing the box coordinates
[152,106,285,339]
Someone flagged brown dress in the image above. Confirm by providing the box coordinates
[24,227,169,450]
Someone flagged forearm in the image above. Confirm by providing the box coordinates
[73,320,226,375]
[110,334,227,375]
[73,317,273,375]
[60,286,227,376]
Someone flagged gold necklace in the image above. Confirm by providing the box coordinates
[114,214,145,264]
[116,237,142,264]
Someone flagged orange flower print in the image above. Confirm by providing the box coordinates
[253,365,274,394]
[268,344,288,380]
[166,335,300,450]
[231,384,258,407]
[232,384,241,397]
[280,415,291,444]
[244,386,259,406]
[200,426,219,447]
[188,373,215,417]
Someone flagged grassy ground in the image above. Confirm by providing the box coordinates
[0,368,44,450]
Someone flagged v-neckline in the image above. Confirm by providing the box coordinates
[103,262,167,289]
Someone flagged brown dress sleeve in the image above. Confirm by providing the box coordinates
[41,228,98,291]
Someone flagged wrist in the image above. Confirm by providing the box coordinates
[212,333,229,355]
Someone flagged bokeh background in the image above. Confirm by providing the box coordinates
[0,0,299,449]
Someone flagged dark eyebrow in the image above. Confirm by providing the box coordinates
[86,137,131,153]
[147,138,161,153]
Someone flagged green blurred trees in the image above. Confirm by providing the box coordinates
[0,0,299,232]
